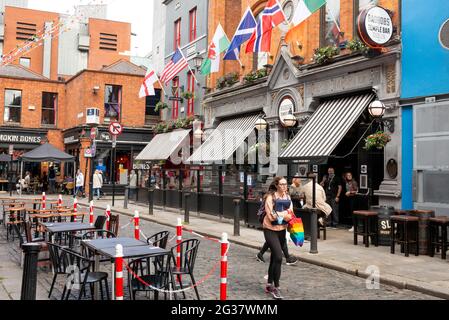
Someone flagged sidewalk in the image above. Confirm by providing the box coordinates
[73,196,449,300]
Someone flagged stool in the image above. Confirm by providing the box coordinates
[353,211,379,247]
[428,217,449,260]
[390,215,419,257]
[317,211,327,241]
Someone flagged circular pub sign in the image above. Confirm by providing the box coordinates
[278,97,295,126]
[358,6,393,47]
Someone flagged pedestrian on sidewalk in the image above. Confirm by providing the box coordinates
[344,172,358,232]
[93,170,103,200]
[262,177,294,300]
[48,166,56,194]
[320,167,342,228]
[257,181,298,266]
[129,170,138,200]
[75,169,84,198]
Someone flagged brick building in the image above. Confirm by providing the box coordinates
[0,60,162,195]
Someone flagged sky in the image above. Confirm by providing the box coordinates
[27,0,154,56]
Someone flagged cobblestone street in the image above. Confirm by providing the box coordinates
[0,210,439,300]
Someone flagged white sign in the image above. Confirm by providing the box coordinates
[247,175,252,186]
[363,6,393,45]
[86,108,100,125]
[240,172,245,183]
[279,98,295,126]
[109,122,123,136]
[84,148,93,158]
[9,145,13,155]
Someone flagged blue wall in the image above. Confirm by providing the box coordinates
[402,0,449,99]
[402,106,414,210]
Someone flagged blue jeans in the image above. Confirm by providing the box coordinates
[75,186,84,197]
[94,188,101,199]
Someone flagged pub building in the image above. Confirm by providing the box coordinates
[154,3,402,227]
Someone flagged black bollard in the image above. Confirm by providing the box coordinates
[310,208,318,254]
[184,192,190,224]
[148,188,154,216]
[233,199,241,236]
[20,243,41,300]
[124,186,129,209]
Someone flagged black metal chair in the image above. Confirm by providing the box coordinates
[81,230,117,263]
[147,231,170,249]
[70,216,107,247]
[47,243,71,299]
[60,247,110,300]
[108,214,120,237]
[170,239,200,300]
[127,251,174,300]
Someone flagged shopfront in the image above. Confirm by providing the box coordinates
[63,126,153,194]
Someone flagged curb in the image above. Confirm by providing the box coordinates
[80,202,449,300]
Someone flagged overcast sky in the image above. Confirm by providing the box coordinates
[27,0,154,56]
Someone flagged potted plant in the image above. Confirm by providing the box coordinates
[181,91,195,100]
[216,76,227,90]
[225,72,239,87]
[364,131,391,150]
[313,46,340,65]
[346,39,369,55]
[155,101,169,113]
[243,68,268,84]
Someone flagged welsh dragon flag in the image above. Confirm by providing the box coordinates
[200,23,230,75]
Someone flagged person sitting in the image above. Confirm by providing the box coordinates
[299,172,332,226]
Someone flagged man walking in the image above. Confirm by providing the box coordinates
[320,167,342,228]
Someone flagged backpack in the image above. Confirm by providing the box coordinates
[257,194,276,224]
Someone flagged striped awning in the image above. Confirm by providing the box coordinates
[280,93,375,160]
[135,129,191,161]
[187,114,260,164]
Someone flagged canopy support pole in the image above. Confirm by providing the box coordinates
[19,161,23,198]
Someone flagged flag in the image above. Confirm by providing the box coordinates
[223,7,257,60]
[246,0,286,53]
[285,0,327,43]
[160,48,189,85]
[139,67,158,98]
[200,23,230,75]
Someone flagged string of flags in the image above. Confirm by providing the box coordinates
[140,0,329,98]
[0,0,111,67]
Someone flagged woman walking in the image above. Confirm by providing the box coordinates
[93,170,103,200]
[262,177,293,300]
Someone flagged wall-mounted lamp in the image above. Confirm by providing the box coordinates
[92,86,100,94]
[368,100,395,133]
[255,117,268,131]
[193,52,204,71]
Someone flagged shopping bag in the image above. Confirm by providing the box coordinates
[287,213,305,247]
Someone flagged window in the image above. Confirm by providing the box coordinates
[172,77,179,119]
[187,71,195,116]
[41,92,57,126]
[99,33,118,51]
[174,18,181,50]
[19,58,30,68]
[3,89,22,124]
[145,89,162,124]
[189,7,197,42]
[104,85,122,122]
[320,0,342,47]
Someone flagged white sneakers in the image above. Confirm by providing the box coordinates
[348,227,354,232]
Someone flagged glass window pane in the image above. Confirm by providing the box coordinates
[4,106,21,123]
[104,85,121,120]
[145,89,161,118]
[41,109,55,125]
[19,58,30,68]
[324,0,341,47]
[5,90,22,107]
[359,0,379,12]
[42,92,57,109]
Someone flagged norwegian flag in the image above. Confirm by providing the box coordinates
[139,67,158,98]
[246,0,286,53]
[160,48,189,85]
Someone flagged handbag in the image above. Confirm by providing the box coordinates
[287,212,305,247]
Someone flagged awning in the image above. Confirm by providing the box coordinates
[135,129,191,161]
[187,114,260,164]
[280,93,375,161]
[21,143,75,162]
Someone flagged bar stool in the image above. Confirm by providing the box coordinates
[317,211,327,241]
[353,211,379,247]
[428,217,449,260]
[390,215,419,257]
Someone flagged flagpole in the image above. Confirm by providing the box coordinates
[326,7,342,33]
[156,77,167,96]
[179,48,201,85]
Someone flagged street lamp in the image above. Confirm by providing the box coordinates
[283,112,297,128]
[255,117,268,131]
[193,118,203,139]
[193,52,204,70]
[368,100,394,132]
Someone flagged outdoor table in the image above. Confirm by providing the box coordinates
[81,237,169,300]
[41,222,96,247]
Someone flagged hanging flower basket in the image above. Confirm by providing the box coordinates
[364,131,391,150]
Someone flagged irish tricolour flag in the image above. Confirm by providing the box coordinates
[291,0,327,26]
[200,23,230,75]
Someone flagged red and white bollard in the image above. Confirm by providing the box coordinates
[134,211,140,240]
[73,198,78,222]
[42,192,46,210]
[176,218,182,270]
[89,201,94,227]
[58,194,63,207]
[115,244,124,300]
[220,232,229,301]
[105,205,111,231]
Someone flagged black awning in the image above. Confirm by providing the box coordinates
[21,143,75,163]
